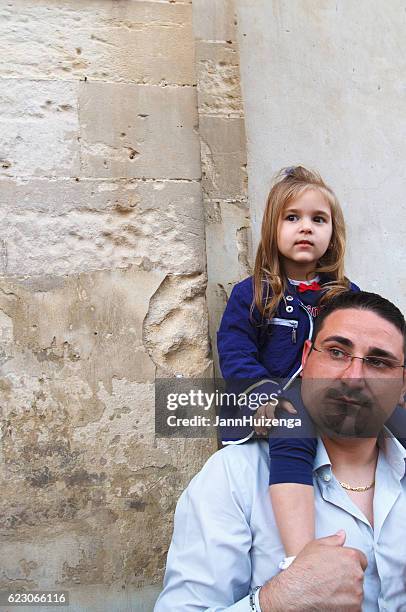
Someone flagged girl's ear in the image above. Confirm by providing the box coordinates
[301,339,313,367]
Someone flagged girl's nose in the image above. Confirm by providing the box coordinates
[300,219,313,233]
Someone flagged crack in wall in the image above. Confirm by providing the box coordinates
[143,273,212,377]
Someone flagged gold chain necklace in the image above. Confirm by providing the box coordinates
[339,480,375,493]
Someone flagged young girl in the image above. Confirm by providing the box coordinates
[217,166,406,565]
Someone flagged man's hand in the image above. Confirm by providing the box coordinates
[259,530,367,612]
[254,398,297,436]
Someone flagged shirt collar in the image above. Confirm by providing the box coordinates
[288,275,320,287]
[313,438,332,474]
[313,428,406,480]
[377,429,406,479]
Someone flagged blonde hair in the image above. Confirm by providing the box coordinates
[253,166,350,320]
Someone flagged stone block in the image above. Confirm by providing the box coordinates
[0,0,195,85]
[0,79,80,177]
[205,199,251,287]
[204,198,252,375]
[196,41,244,116]
[79,82,201,180]
[0,268,161,388]
[199,116,247,199]
[0,178,205,276]
[193,0,237,42]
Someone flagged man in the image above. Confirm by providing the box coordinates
[155,292,406,611]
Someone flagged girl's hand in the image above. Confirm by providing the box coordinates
[254,397,297,436]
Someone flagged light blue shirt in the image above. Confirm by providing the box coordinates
[155,434,406,611]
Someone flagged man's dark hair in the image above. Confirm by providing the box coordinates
[313,291,406,358]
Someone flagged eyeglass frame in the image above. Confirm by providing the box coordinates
[310,345,406,372]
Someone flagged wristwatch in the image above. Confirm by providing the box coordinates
[249,586,261,611]
[278,555,296,570]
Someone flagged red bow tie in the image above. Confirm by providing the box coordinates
[298,281,321,293]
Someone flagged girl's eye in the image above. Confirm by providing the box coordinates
[313,216,326,224]
[286,214,299,222]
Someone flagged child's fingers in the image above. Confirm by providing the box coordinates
[263,402,276,419]
[254,398,297,435]
[277,398,297,414]
[254,405,269,436]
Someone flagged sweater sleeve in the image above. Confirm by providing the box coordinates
[217,281,274,380]
[268,437,317,486]
[217,282,282,443]
[268,386,317,486]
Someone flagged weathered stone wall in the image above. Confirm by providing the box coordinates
[193,0,252,375]
[0,1,223,609]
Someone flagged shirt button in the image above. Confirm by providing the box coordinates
[286,295,294,301]
[286,305,294,313]
[323,474,331,482]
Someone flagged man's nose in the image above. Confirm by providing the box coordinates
[340,357,366,387]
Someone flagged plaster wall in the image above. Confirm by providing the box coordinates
[236,0,406,311]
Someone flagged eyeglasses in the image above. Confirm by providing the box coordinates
[311,346,406,373]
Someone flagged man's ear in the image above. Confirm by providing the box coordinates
[399,372,406,408]
[302,339,313,368]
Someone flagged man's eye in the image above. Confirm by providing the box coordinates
[365,357,389,369]
[286,214,299,222]
[328,348,347,360]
